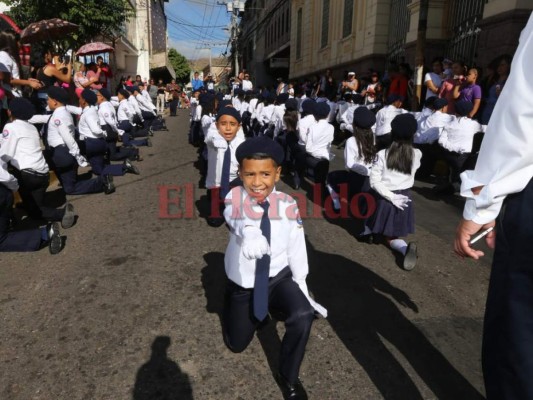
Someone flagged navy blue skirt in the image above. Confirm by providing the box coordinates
[367,189,415,238]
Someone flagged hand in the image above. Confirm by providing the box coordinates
[241,226,270,260]
[390,194,411,210]
[76,154,89,167]
[212,137,227,149]
[454,219,496,260]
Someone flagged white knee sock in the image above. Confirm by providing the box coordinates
[390,239,408,256]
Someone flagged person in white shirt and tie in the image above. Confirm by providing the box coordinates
[223,137,326,400]
[28,87,115,195]
[0,97,75,228]
[116,89,152,148]
[66,89,139,177]
[135,84,157,130]
[374,94,408,150]
[305,102,334,190]
[454,15,533,399]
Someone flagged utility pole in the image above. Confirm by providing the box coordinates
[220,1,245,77]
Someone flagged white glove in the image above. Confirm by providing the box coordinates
[212,137,228,150]
[76,155,89,168]
[117,129,125,137]
[390,194,411,210]
[241,226,270,260]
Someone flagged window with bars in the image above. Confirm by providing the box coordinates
[321,0,330,48]
[343,0,354,38]
[296,8,303,59]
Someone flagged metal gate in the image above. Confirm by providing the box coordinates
[446,0,487,67]
[387,0,411,63]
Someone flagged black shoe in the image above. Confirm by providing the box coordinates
[274,373,308,400]
[61,202,76,229]
[403,242,418,271]
[146,138,153,147]
[206,217,225,228]
[123,158,140,175]
[103,174,116,194]
[47,222,63,255]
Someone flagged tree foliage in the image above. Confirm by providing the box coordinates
[168,48,191,82]
[6,0,134,47]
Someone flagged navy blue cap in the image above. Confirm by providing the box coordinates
[352,93,364,105]
[301,98,316,114]
[424,96,436,109]
[8,97,35,120]
[353,107,376,129]
[236,136,285,165]
[285,99,299,111]
[131,86,140,93]
[118,89,130,98]
[47,86,70,105]
[455,100,474,117]
[391,113,417,140]
[387,94,404,104]
[313,102,330,119]
[433,97,448,110]
[81,89,97,106]
[216,106,242,123]
[98,88,111,101]
[276,93,289,104]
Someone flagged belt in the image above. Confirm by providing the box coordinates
[21,168,49,177]
[51,144,67,149]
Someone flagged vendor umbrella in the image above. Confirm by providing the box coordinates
[76,42,114,56]
[20,18,78,44]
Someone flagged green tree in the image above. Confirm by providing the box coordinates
[168,48,191,82]
[6,0,134,47]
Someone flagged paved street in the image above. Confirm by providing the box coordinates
[1,112,492,400]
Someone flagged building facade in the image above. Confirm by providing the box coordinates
[289,0,532,81]
[238,0,291,88]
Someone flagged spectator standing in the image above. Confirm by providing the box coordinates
[425,58,443,99]
[481,55,511,124]
[453,68,482,119]
[191,72,204,92]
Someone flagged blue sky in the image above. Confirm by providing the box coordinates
[165,0,232,61]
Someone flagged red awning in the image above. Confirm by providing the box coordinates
[0,14,21,34]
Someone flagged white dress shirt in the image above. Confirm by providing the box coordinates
[327,100,338,123]
[241,79,253,91]
[306,119,334,160]
[29,107,81,156]
[370,148,422,201]
[190,98,198,119]
[98,101,120,134]
[66,105,105,140]
[248,98,259,120]
[438,117,486,154]
[415,110,455,144]
[128,96,143,120]
[205,132,245,189]
[297,114,317,145]
[141,89,153,105]
[0,159,18,191]
[223,186,327,317]
[0,120,49,174]
[344,136,373,176]
[375,105,407,136]
[257,104,277,126]
[193,104,202,122]
[135,93,156,114]
[461,14,533,224]
[117,99,133,122]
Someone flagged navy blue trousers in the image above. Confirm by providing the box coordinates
[0,185,42,252]
[101,124,137,162]
[118,121,149,147]
[84,138,124,177]
[141,111,156,129]
[483,177,533,400]
[51,146,104,195]
[223,267,315,384]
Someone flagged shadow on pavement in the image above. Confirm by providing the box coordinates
[305,241,484,399]
[132,336,194,400]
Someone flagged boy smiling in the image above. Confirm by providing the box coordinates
[222,137,327,400]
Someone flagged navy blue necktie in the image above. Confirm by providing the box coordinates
[220,143,231,199]
[254,201,271,321]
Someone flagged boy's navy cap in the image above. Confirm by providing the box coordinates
[98,88,111,101]
[343,92,353,101]
[216,106,242,123]
[313,102,330,119]
[391,113,417,139]
[47,86,70,104]
[217,99,232,111]
[455,100,474,117]
[131,86,140,93]
[276,93,289,104]
[285,98,299,111]
[387,94,404,104]
[118,88,130,98]
[424,96,436,109]
[236,136,285,165]
[353,107,376,129]
[81,89,97,105]
[301,98,316,114]
[8,97,35,120]
[433,97,448,110]
[352,93,364,104]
